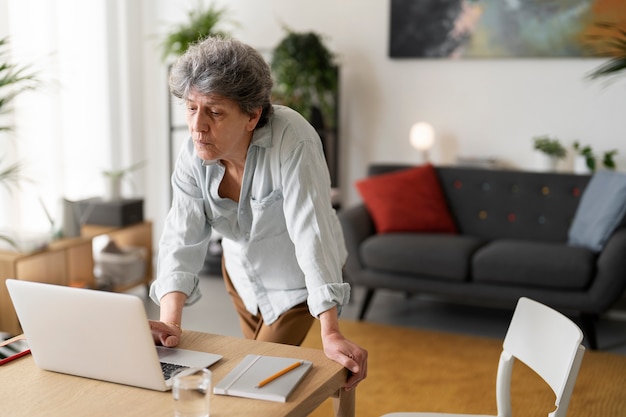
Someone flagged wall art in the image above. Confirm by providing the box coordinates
[389,0,626,58]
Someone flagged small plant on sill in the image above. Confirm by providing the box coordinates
[533,135,567,159]
[573,141,596,171]
[102,160,147,201]
[573,141,618,172]
[602,149,618,170]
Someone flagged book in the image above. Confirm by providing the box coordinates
[213,354,313,402]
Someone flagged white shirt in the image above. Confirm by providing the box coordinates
[150,105,349,324]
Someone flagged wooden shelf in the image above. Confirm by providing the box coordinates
[0,221,153,335]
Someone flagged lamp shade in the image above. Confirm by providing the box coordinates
[409,122,435,151]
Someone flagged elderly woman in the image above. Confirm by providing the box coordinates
[149,36,367,390]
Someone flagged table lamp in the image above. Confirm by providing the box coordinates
[410,122,435,162]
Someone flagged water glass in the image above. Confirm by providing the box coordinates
[172,367,212,417]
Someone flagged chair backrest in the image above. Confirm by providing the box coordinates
[496,297,585,417]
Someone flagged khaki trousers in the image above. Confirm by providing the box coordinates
[221,260,314,346]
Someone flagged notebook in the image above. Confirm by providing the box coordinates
[5,279,222,391]
[214,354,313,402]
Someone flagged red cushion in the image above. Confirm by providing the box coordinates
[355,164,457,234]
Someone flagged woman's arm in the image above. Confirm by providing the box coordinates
[319,306,368,390]
[149,291,187,347]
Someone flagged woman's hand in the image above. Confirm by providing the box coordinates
[149,320,182,347]
[321,329,368,391]
[319,307,368,390]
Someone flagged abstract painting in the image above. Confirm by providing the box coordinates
[389,0,626,58]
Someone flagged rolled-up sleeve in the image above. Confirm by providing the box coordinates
[149,272,202,305]
[307,282,351,318]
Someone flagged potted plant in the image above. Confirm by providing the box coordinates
[270,29,338,130]
[573,141,618,173]
[270,29,340,188]
[102,160,147,201]
[602,149,618,170]
[573,141,596,173]
[532,135,567,171]
[0,37,38,247]
[160,3,234,62]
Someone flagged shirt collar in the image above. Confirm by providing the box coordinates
[250,116,273,149]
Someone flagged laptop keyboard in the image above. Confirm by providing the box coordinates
[161,362,189,380]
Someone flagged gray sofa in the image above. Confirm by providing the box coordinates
[339,164,626,349]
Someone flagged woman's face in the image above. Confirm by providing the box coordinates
[185,90,261,162]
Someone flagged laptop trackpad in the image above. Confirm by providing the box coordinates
[156,346,222,369]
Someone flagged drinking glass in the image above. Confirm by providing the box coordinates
[172,368,211,417]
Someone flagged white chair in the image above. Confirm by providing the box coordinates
[381,297,585,417]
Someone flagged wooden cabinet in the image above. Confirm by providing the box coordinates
[0,221,153,335]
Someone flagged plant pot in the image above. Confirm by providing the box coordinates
[574,155,592,174]
[105,176,122,201]
[535,153,559,172]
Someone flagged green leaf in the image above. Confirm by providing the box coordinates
[588,58,626,79]
[603,150,618,170]
[532,135,567,159]
[586,21,626,81]
[0,160,22,191]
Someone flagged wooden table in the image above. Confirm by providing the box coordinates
[0,331,354,417]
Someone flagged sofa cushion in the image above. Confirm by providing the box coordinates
[473,239,596,289]
[355,164,457,234]
[360,234,486,281]
[568,170,626,252]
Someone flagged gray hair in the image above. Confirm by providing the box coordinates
[169,36,274,128]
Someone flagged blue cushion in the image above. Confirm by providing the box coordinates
[568,170,626,252]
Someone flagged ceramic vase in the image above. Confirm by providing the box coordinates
[574,155,592,174]
[105,176,122,201]
[535,153,559,172]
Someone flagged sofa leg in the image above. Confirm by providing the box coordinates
[579,314,599,350]
[358,289,376,320]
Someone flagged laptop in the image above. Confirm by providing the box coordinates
[5,279,222,391]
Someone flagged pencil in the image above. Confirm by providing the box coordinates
[255,360,304,388]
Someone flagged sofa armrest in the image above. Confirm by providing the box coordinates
[590,227,626,313]
[338,204,375,283]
